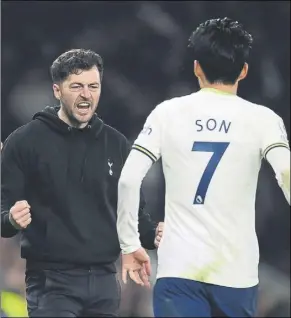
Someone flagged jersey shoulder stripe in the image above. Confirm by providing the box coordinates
[132,144,157,163]
[263,142,290,159]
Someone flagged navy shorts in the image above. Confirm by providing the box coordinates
[153,277,258,317]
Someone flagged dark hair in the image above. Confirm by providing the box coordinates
[188,17,253,85]
[50,49,104,83]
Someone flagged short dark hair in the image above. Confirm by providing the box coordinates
[188,17,253,85]
[50,49,104,83]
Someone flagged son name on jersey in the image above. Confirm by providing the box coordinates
[195,119,232,134]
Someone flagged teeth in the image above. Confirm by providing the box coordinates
[78,102,90,107]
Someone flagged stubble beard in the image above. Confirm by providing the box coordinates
[60,101,96,129]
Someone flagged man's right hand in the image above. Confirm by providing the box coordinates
[9,200,31,230]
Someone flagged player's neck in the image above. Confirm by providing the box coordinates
[200,83,238,96]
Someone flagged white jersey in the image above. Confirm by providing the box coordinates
[131,88,290,288]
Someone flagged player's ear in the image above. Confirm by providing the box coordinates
[237,63,248,82]
[194,60,203,79]
[52,83,61,100]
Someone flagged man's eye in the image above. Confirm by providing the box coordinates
[90,85,99,89]
[71,85,81,89]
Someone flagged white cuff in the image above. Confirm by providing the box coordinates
[121,245,142,254]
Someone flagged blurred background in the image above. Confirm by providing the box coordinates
[1,1,290,317]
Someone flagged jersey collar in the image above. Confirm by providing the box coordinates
[200,87,236,96]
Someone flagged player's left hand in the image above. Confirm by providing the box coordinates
[121,247,151,287]
[154,222,164,248]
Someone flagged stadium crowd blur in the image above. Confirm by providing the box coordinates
[1,1,290,317]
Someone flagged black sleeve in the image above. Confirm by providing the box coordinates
[120,136,157,250]
[1,131,26,238]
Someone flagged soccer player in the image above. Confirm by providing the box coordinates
[1,49,158,317]
[117,18,290,317]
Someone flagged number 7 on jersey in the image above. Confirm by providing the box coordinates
[192,141,229,205]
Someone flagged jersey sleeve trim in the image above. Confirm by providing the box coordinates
[132,144,157,163]
[263,142,290,159]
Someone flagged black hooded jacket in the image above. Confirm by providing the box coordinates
[1,106,156,271]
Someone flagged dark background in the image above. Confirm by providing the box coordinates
[1,1,290,316]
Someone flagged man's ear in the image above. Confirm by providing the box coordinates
[237,63,248,82]
[52,84,61,100]
[194,60,203,79]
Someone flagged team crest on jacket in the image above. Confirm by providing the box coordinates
[108,159,113,176]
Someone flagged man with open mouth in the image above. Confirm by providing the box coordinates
[1,48,158,317]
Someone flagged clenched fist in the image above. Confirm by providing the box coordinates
[9,200,32,230]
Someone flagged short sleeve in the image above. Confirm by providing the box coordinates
[261,110,290,159]
[132,104,164,163]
